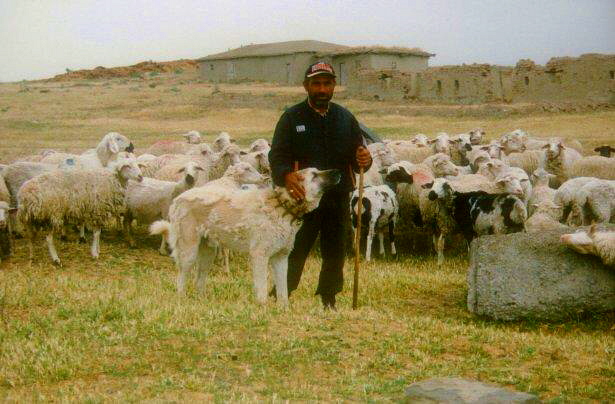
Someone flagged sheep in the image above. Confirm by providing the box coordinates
[450,133,473,166]
[503,149,544,176]
[239,150,271,176]
[0,201,13,264]
[466,148,491,173]
[213,131,233,152]
[142,144,214,179]
[248,138,270,153]
[477,160,532,203]
[554,177,595,223]
[594,145,614,158]
[525,211,570,233]
[17,155,143,266]
[422,153,460,178]
[207,143,242,180]
[561,225,615,267]
[470,194,527,236]
[15,149,57,163]
[2,162,57,207]
[566,156,615,180]
[124,161,206,253]
[527,168,559,217]
[388,141,434,163]
[350,185,398,261]
[428,132,453,155]
[359,142,397,187]
[41,132,134,169]
[468,128,485,145]
[567,179,615,227]
[542,139,583,188]
[144,131,204,155]
[410,134,430,147]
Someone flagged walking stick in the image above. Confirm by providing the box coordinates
[352,166,365,310]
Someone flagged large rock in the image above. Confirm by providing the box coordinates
[404,378,540,403]
[467,227,615,320]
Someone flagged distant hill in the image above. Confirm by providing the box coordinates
[48,59,198,81]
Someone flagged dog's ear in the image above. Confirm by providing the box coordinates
[108,136,120,154]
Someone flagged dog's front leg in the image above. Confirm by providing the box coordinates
[270,250,289,307]
[250,254,269,304]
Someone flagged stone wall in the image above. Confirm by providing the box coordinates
[347,53,615,104]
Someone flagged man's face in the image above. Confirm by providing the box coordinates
[304,75,336,108]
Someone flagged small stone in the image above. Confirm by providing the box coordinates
[404,378,540,403]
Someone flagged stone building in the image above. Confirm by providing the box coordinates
[197,40,434,85]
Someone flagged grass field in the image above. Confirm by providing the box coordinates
[0,72,613,402]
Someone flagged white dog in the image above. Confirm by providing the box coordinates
[150,168,341,306]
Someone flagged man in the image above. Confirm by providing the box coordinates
[268,61,372,309]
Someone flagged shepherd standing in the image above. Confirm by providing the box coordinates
[269,61,372,309]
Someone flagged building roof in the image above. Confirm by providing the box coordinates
[316,46,435,58]
[198,40,347,61]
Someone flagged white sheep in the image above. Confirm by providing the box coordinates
[144,131,204,155]
[554,177,595,223]
[421,153,460,178]
[477,160,532,203]
[450,133,473,166]
[566,156,615,181]
[124,161,206,253]
[350,185,398,261]
[387,141,434,163]
[41,132,134,169]
[428,132,453,156]
[527,168,560,219]
[359,142,397,186]
[207,143,242,180]
[567,179,615,226]
[561,225,615,267]
[503,149,544,176]
[479,140,503,159]
[410,134,430,147]
[248,138,270,153]
[17,155,143,266]
[239,150,271,176]
[542,140,583,188]
[468,128,485,145]
[213,132,233,152]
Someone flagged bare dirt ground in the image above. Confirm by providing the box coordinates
[0,71,613,402]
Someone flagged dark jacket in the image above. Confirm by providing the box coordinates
[269,99,368,193]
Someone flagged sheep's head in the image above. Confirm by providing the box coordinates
[113,155,143,183]
[182,130,202,144]
[213,132,233,152]
[452,134,473,153]
[373,147,396,168]
[0,201,11,229]
[543,139,564,159]
[495,175,524,197]
[178,162,205,187]
[480,141,503,159]
[560,227,597,256]
[101,132,134,154]
[530,168,555,186]
[468,128,485,145]
[384,162,414,184]
[249,138,270,153]
[427,178,452,201]
[411,134,430,148]
[481,159,507,178]
[224,162,264,185]
[427,153,459,177]
[429,133,451,154]
[594,145,614,158]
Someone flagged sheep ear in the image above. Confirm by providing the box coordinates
[177,167,186,173]
[240,150,247,155]
[138,163,147,169]
[196,166,205,171]
[479,146,489,151]
[427,139,436,144]
[541,144,549,149]
[589,223,597,236]
[378,167,387,174]
[421,181,433,189]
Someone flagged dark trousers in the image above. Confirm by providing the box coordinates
[287,191,350,297]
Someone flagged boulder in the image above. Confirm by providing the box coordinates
[467,227,615,321]
[404,378,540,403]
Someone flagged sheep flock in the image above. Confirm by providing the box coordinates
[0,128,613,297]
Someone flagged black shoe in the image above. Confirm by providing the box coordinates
[320,294,336,310]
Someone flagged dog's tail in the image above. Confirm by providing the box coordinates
[149,220,170,237]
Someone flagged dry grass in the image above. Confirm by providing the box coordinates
[0,72,613,402]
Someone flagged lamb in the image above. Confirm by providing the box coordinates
[350,185,398,261]
[410,134,430,147]
[124,161,206,253]
[388,141,434,163]
[503,149,544,176]
[207,143,242,180]
[17,155,143,266]
[594,145,614,158]
[450,133,473,166]
[421,153,460,178]
[213,132,233,152]
[527,168,560,218]
[477,160,532,203]
[150,168,341,305]
[478,140,503,159]
[466,148,491,173]
[542,139,583,188]
[566,179,615,226]
[239,150,271,176]
[554,177,595,223]
[41,132,134,169]
[468,128,485,145]
[428,132,453,155]
[142,144,214,180]
[248,138,270,153]
[144,131,204,155]
[566,156,615,180]
[561,225,615,267]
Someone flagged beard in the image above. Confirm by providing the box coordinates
[309,92,332,109]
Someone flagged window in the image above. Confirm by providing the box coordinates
[610,70,615,80]
[454,79,460,92]
[524,76,529,86]
[436,80,442,96]
[391,61,397,69]
[210,64,214,71]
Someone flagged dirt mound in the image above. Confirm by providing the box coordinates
[48,59,198,81]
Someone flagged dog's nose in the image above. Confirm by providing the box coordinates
[126,143,135,153]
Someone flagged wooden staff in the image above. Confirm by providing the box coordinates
[352,166,365,310]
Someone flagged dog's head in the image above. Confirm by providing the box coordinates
[278,168,341,213]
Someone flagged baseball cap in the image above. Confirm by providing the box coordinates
[305,61,336,79]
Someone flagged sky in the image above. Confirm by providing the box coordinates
[1,0,614,82]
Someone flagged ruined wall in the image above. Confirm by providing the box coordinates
[347,53,615,104]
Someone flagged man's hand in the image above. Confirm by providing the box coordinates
[284,171,305,201]
[356,146,371,169]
